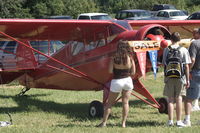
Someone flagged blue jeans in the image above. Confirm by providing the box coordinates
[186,70,200,100]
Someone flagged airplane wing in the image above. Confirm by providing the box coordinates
[128,20,200,38]
[0,19,127,41]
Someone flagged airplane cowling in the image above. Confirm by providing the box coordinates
[134,24,171,40]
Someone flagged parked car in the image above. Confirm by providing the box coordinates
[77,13,113,20]
[152,4,176,11]
[187,11,200,20]
[151,4,176,16]
[115,9,153,20]
[155,10,188,20]
[43,15,72,19]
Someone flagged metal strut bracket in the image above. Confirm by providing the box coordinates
[16,87,31,96]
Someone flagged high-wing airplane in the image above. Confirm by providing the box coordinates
[0,19,200,117]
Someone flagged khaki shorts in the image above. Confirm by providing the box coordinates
[163,78,186,98]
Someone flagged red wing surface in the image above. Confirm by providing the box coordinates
[128,20,200,38]
[0,19,124,41]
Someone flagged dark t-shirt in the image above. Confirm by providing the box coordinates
[189,39,200,70]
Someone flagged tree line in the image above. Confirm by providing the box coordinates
[0,0,199,19]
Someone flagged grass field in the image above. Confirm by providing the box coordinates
[0,72,200,133]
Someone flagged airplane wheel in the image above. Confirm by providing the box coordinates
[89,100,103,118]
[158,97,168,114]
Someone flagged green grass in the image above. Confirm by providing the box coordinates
[0,72,200,133]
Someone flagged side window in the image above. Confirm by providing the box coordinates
[96,39,105,47]
[71,41,84,55]
[30,41,49,54]
[0,41,6,49]
[50,41,64,53]
[85,31,106,52]
[164,12,169,17]
[96,32,106,47]
[78,16,90,20]
[188,14,196,19]
[4,41,17,54]
[85,42,97,51]
[120,12,127,19]
[197,13,200,19]
[157,12,164,17]
[127,12,133,17]
[115,13,119,19]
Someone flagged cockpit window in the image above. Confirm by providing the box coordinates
[30,41,64,55]
[30,40,64,62]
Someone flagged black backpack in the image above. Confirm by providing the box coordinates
[164,46,184,78]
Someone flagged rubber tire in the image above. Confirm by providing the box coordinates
[158,97,168,114]
[88,100,103,118]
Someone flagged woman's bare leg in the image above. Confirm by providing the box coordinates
[100,91,119,127]
[122,90,131,128]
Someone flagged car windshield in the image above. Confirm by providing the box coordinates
[135,11,151,17]
[91,15,112,20]
[169,11,187,16]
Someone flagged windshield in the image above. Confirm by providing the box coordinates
[133,11,151,17]
[91,15,112,20]
[169,11,187,16]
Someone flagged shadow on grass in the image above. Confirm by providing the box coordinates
[112,120,164,127]
[115,97,164,108]
[127,120,163,127]
[0,94,91,121]
[0,93,165,123]
[55,120,164,128]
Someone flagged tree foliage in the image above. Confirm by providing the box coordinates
[0,0,31,18]
[0,0,199,19]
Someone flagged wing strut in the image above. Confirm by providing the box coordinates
[0,31,108,89]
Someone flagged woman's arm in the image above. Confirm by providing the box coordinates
[108,58,113,74]
[130,57,136,75]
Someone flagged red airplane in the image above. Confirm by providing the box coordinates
[0,19,199,117]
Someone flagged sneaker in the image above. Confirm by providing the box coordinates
[96,122,106,127]
[176,121,186,128]
[167,120,174,127]
[183,119,191,127]
[192,106,200,111]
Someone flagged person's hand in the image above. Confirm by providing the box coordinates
[186,80,190,89]
[189,73,192,80]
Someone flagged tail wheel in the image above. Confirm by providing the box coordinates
[158,97,168,114]
[88,100,103,118]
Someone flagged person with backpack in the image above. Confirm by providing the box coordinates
[183,28,200,126]
[162,32,191,127]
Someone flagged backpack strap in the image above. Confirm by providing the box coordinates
[168,45,182,51]
[177,46,182,51]
[168,45,172,50]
